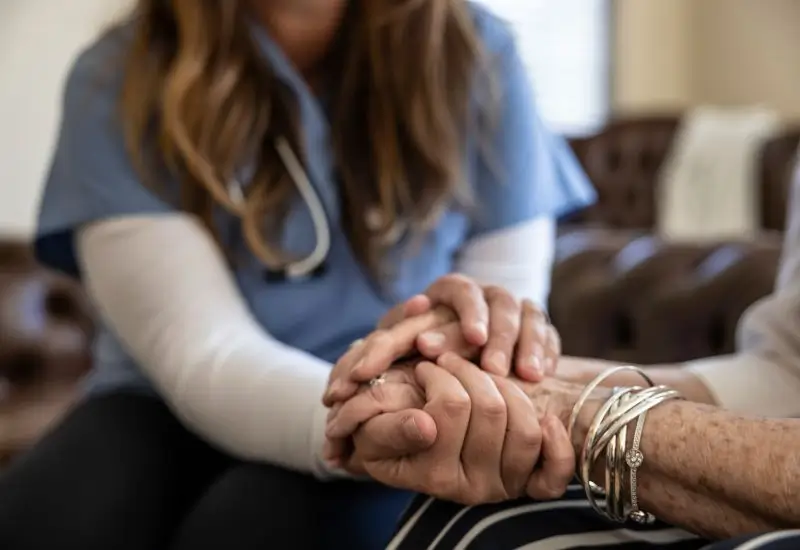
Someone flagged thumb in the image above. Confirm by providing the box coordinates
[354,409,437,461]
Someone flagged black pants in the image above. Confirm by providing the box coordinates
[0,393,413,550]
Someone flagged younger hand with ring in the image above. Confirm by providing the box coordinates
[323,274,561,409]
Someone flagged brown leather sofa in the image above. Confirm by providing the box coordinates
[551,116,800,364]
[0,240,93,465]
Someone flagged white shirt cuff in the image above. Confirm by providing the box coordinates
[686,354,800,418]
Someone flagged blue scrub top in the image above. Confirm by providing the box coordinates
[36,3,595,395]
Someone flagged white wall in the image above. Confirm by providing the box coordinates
[485,0,610,135]
[0,1,132,236]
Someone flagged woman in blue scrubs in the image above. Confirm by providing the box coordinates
[0,1,594,549]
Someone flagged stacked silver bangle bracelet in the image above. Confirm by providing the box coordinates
[568,366,682,524]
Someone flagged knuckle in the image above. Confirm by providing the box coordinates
[456,280,477,296]
[444,273,472,286]
[445,274,478,294]
[548,329,562,355]
[552,453,576,475]
[485,285,519,308]
[439,393,472,417]
[482,284,505,301]
[522,299,546,320]
[492,304,521,328]
[474,394,507,420]
[513,422,543,450]
[490,327,518,348]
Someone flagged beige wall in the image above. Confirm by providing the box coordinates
[612,0,693,113]
[613,0,800,120]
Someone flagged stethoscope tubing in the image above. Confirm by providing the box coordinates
[228,136,332,279]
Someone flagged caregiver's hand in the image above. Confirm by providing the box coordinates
[323,307,456,408]
[383,275,559,380]
[324,275,560,407]
[348,354,574,504]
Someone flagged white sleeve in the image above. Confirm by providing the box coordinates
[77,213,342,478]
[686,155,800,417]
[455,217,556,307]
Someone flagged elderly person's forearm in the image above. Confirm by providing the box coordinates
[573,396,800,539]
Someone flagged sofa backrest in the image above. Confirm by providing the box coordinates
[566,116,800,232]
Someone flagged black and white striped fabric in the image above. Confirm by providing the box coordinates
[387,486,800,550]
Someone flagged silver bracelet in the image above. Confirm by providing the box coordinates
[604,392,630,522]
[568,366,654,440]
[574,367,682,524]
[580,388,625,514]
[604,393,619,518]
[593,389,682,454]
[612,392,630,521]
[627,408,653,524]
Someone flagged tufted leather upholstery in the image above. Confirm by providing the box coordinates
[760,130,800,231]
[0,240,93,464]
[550,228,782,363]
[565,116,680,229]
[552,117,800,364]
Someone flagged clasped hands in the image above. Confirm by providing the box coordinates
[322,275,581,505]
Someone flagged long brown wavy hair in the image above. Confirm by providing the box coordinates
[120,0,494,276]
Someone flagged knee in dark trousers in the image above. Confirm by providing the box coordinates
[171,463,324,550]
[0,393,225,550]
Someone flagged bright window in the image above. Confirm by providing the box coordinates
[480,0,611,136]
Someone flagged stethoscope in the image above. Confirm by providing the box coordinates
[227,136,331,280]
[228,136,408,281]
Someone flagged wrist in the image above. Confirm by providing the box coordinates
[511,377,612,453]
[569,393,608,457]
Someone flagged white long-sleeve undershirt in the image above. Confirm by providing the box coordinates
[76,213,555,476]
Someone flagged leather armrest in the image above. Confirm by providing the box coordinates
[550,229,782,364]
[0,240,94,465]
[636,237,781,363]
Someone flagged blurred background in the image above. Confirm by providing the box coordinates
[0,0,798,461]
[3,1,799,233]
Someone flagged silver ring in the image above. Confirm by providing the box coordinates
[368,373,388,388]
